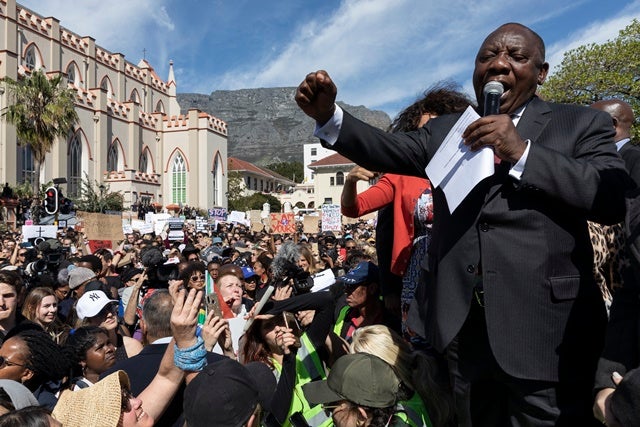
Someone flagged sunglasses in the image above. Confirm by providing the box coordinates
[121,388,133,413]
[96,303,118,318]
[0,355,28,369]
[190,274,205,282]
[18,252,27,256]
[322,402,347,417]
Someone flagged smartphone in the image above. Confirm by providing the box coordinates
[289,412,310,427]
[282,311,302,348]
[206,293,223,319]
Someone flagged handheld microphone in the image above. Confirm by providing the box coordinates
[483,81,504,116]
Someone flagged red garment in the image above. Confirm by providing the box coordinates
[341,174,430,275]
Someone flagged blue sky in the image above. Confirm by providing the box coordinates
[18,0,640,118]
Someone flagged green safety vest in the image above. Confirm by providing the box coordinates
[333,306,350,338]
[396,392,432,427]
[272,333,333,427]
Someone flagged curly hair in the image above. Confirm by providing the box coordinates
[5,327,69,391]
[62,326,108,380]
[389,82,474,133]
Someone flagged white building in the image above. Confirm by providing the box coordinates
[302,142,334,183]
[0,0,228,211]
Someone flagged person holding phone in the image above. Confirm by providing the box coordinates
[241,290,336,427]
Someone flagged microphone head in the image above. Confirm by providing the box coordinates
[483,81,504,97]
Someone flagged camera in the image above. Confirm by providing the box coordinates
[273,260,314,295]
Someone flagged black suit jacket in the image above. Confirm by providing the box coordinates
[328,97,633,382]
[620,141,640,185]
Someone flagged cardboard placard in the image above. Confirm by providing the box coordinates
[249,210,264,233]
[270,213,295,234]
[77,211,124,241]
[303,215,319,234]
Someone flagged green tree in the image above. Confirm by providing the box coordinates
[226,171,245,206]
[72,175,123,213]
[539,19,640,139]
[266,161,304,183]
[228,193,281,212]
[3,70,79,193]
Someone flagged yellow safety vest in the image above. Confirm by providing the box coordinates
[333,306,350,338]
[272,333,333,427]
[396,392,432,427]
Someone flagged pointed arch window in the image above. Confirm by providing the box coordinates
[25,45,36,70]
[68,133,82,197]
[66,64,76,85]
[129,89,141,104]
[172,153,187,204]
[139,151,149,173]
[155,100,165,114]
[107,143,118,172]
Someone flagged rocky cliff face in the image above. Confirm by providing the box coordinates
[178,88,390,165]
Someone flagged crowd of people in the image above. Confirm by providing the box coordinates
[0,21,637,427]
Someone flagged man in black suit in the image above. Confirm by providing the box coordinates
[296,23,634,426]
[591,99,640,184]
[101,290,224,426]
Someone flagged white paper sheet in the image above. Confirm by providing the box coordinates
[425,106,495,212]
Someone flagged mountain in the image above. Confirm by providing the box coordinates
[177,87,391,166]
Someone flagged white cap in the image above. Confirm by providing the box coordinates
[76,290,117,320]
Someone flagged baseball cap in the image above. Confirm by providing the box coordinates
[76,290,117,320]
[212,237,223,244]
[68,267,97,290]
[241,266,258,279]
[184,358,277,427]
[337,261,379,287]
[303,353,401,408]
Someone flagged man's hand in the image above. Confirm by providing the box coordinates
[170,287,202,349]
[593,371,623,426]
[346,166,377,184]
[202,313,233,356]
[462,114,527,163]
[295,70,337,125]
[273,284,293,301]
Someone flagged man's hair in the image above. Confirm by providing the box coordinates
[141,290,173,339]
[0,271,23,294]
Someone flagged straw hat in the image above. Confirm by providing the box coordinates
[53,370,130,427]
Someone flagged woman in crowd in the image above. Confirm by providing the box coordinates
[303,352,410,427]
[21,287,69,345]
[75,290,142,361]
[351,325,454,427]
[340,84,472,337]
[0,327,68,409]
[298,244,319,274]
[64,326,116,390]
[0,405,60,427]
[241,285,336,427]
[52,287,200,427]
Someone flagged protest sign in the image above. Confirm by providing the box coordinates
[321,205,341,232]
[303,215,319,234]
[270,213,295,234]
[77,211,123,241]
[22,225,57,241]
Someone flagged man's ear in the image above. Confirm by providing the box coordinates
[20,367,34,384]
[139,318,147,335]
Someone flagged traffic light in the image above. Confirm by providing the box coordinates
[44,187,58,215]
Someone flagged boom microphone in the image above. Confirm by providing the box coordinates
[483,81,504,116]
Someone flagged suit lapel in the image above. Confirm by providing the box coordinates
[484,97,551,202]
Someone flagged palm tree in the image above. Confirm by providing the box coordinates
[3,70,78,194]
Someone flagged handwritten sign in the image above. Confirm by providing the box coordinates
[270,213,295,234]
[208,207,227,222]
[77,211,123,241]
[321,205,342,232]
[249,210,264,233]
[227,211,246,224]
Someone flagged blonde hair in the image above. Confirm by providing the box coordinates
[297,244,319,274]
[350,325,453,426]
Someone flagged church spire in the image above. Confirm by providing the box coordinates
[168,59,176,86]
